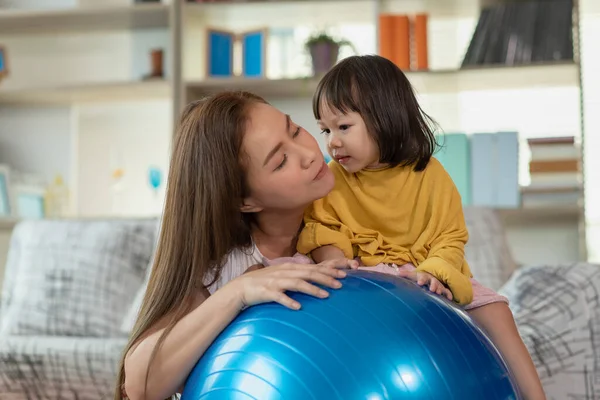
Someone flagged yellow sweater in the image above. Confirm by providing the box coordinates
[297,157,473,305]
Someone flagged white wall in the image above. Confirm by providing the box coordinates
[76,99,171,217]
[0,106,73,185]
[0,7,172,217]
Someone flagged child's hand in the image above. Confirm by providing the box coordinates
[318,258,360,270]
[396,270,453,301]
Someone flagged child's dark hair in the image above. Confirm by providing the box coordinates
[312,54,439,171]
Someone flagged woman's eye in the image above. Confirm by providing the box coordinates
[320,129,330,135]
[274,154,288,171]
[340,125,349,131]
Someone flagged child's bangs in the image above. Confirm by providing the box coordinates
[312,71,361,120]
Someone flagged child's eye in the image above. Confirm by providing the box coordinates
[339,125,350,131]
[320,129,330,135]
[292,127,301,138]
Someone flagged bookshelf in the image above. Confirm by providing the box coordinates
[0,80,170,105]
[0,3,170,34]
[185,62,579,101]
[0,0,590,264]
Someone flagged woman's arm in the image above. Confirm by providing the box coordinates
[123,286,239,400]
[123,263,348,400]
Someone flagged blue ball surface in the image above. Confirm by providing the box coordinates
[182,270,520,400]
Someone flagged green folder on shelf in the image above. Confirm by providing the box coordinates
[435,133,471,205]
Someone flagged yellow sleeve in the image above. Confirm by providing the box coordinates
[297,201,354,260]
[414,159,473,305]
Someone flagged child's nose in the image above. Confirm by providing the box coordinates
[328,135,342,148]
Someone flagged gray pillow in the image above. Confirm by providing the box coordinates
[0,219,156,337]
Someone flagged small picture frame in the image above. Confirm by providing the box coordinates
[206,28,235,77]
[0,46,8,79]
[240,28,268,78]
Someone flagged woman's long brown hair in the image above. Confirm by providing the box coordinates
[114,91,267,399]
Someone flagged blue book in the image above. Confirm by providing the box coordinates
[495,131,520,208]
[0,47,6,74]
[207,29,234,77]
[470,133,496,207]
[435,133,471,205]
[241,29,266,78]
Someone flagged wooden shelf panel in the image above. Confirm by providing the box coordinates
[0,80,171,105]
[381,0,480,17]
[0,4,170,35]
[185,0,376,27]
[186,62,580,100]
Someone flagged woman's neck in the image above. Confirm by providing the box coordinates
[252,208,304,260]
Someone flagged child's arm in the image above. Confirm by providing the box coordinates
[410,159,474,305]
[297,202,355,261]
[311,245,347,264]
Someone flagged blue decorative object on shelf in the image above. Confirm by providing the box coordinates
[241,29,266,77]
[470,132,520,208]
[182,270,520,400]
[207,29,235,77]
[148,166,162,191]
[435,133,472,205]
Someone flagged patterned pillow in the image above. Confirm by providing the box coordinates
[0,219,157,337]
[463,207,517,291]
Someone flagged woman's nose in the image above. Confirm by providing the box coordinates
[299,145,318,169]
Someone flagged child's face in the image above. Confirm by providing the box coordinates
[317,105,383,173]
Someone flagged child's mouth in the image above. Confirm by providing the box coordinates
[336,156,351,164]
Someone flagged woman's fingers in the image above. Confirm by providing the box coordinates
[273,292,301,310]
[291,269,343,289]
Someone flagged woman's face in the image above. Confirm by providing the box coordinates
[241,102,334,213]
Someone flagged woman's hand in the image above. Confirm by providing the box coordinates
[230,262,351,311]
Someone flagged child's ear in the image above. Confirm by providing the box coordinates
[240,198,263,213]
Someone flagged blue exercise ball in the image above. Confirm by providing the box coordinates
[182,270,520,400]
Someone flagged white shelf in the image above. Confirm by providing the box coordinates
[380,0,480,17]
[0,4,170,35]
[497,205,581,224]
[0,80,171,105]
[185,0,376,27]
[186,63,580,100]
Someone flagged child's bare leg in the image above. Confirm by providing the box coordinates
[467,302,546,400]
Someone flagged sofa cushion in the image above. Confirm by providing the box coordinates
[499,263,600,399]
[0,335,127,399]
[463,207,517,291]
[0,219,157,337]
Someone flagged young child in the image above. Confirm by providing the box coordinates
[297,55,545,400]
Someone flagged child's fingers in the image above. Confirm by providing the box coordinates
[416,273,429,286]
[319,258,353,270]
[442,287,453,301]
[396,270,417,282]
[348,259,360,269]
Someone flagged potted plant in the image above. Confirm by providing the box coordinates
[305,32,355,76]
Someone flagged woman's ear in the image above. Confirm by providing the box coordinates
[240,198,263,213]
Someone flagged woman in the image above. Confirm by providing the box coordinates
[118,91,541,399]
[118,91,354,400]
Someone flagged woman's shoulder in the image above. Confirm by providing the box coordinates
[204,245,262,293]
